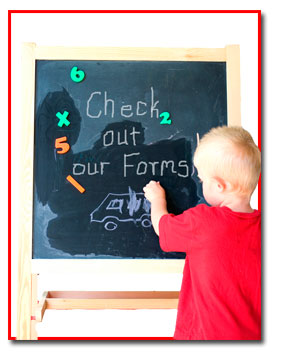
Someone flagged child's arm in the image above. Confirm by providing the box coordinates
[143,181,168,236]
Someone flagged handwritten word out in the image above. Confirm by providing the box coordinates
[102,126,141,147]
[87,87,160,119]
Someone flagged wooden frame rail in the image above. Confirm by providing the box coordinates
[36,290,180,322]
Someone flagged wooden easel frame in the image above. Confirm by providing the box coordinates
[17,44,240,339]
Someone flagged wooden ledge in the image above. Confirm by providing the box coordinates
[36,291,179,322]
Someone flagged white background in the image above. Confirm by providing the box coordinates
[1,0,300,352]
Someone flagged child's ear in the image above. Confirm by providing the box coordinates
[213,177,231,193]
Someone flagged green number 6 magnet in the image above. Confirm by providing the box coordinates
[70,66,85,83]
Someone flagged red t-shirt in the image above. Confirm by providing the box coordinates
[159,204,261,340]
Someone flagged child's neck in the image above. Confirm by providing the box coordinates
[219,194,253,213]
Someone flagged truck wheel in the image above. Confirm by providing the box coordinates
[141,218,152,228]
[104,221,118,231]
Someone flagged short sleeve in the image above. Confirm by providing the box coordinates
[159,209,197,253]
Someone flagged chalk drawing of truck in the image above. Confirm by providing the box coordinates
[90,187,152,231]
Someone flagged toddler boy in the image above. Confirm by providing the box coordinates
[143,126,261,340]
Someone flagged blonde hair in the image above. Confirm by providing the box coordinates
[193,126,261,196]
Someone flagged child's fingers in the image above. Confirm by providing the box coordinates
[143,181,163,197]
[144,180,157,188]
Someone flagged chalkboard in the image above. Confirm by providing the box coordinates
[33,59,227,259]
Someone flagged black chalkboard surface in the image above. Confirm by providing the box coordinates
[33,60,227,259]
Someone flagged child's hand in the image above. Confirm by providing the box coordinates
[143,181,166,203]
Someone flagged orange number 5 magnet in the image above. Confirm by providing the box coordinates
[55,136,70,154]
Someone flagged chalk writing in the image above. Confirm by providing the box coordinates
[72,156,189,178]
[123,153,189,178]
[102,126,141,147]
[90,187,152,231]
[86,87,160,119]
[73,162,110,176]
